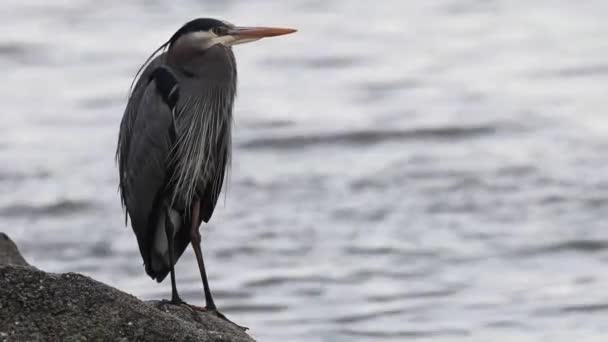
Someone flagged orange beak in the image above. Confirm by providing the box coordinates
[231,26,297,39]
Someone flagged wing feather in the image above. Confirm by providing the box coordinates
[118,63,174,271]
[117,54,167,220]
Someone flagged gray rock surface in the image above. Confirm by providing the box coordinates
[0,232,30,267]
[0,233,255,342]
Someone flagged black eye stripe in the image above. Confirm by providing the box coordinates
[212,27,228,35]
[169,18,228,45]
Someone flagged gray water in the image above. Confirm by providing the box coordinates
[1,1,608,341]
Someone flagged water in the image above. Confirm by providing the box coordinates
[1,1,608,341]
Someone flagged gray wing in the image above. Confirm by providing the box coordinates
[116,54,167,221]
[117,57,174,269]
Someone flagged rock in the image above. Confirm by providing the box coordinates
[0,232,30,267]
[0,233,255,342]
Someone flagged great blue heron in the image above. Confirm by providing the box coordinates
[116,18,295,328]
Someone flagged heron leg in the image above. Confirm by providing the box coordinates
[157,210,205,323]
[189,200,217,308]
[165,209,183,305]
[190,199,248,331]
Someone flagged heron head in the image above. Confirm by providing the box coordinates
[168,18,296,51]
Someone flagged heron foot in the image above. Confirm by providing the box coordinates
[156,297,186,308]
[187,305,248,331]
[207,308,248,331]
[156,298,173,311]
[156,300,247,330]
[156,299,203,323]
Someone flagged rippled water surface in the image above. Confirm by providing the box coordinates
[2,1,608,341]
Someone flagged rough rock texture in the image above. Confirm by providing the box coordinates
[0,233,255,342]
[0,233,30,267]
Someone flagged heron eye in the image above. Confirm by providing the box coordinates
[211,27,227,36]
